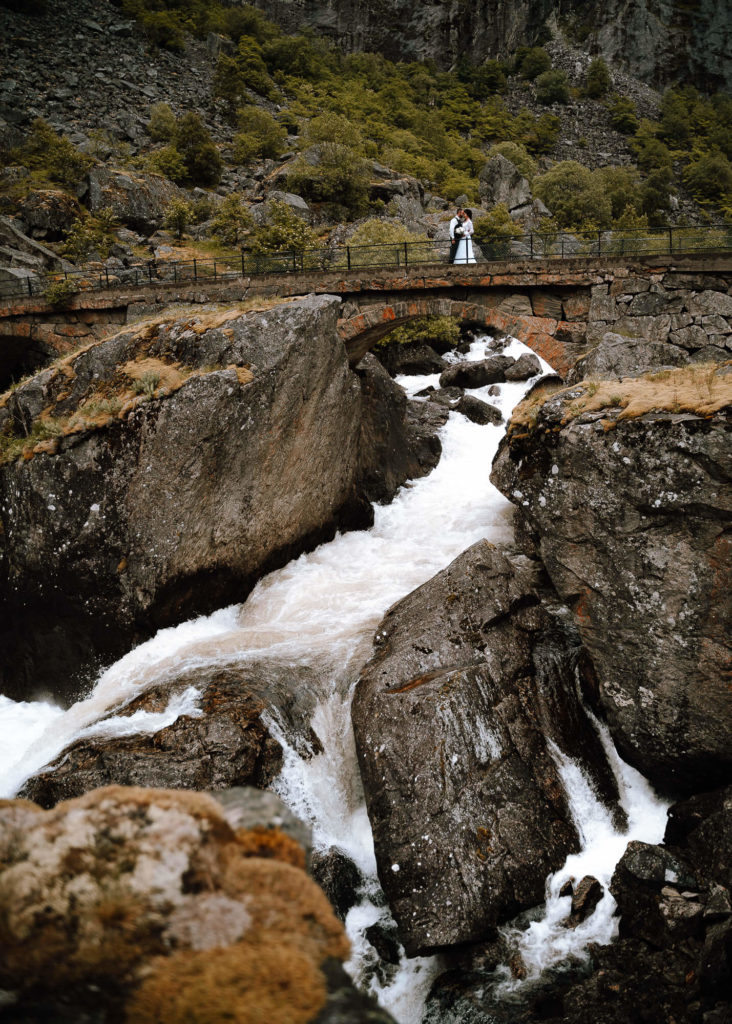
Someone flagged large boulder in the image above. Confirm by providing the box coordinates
[423,785,732,1024]
[85,166,187,234]
[439,355,516,389]
[0,296,371,702]
[491,366,732,795]
[0,786,396,1023]
[479,154,532,211]
[18,662,325,807]
[352,541,624,955]
[355,353,444,503]
[17,189,82,240]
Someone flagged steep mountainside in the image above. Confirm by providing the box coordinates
[253,0,731,91]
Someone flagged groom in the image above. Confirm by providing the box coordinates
[448,208,465,264]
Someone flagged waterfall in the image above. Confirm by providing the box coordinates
[0,335,668,1023]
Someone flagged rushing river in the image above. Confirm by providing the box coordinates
[0,336,668,1023]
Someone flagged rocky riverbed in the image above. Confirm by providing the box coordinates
[0,298,730,1024]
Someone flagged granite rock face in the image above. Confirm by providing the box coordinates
[491,373,732,795]
[253,0,730,90]
[423,788,732,1024]
[18,662,326,808]
[352,540,624,955]
[0,785,396,1023]
[86,166,188,234]
[0,295,431,703]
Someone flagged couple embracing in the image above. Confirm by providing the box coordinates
[448,207,475,264]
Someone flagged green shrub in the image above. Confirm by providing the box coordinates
[473,204,523,242]
[192,196,216,223]
[584,58,611,98]
[236,107,287,159]
[140,10,185,51]
[19,119,93,186]
[609,96,639,134]
[535,70,570,105]
[533,160,612,231]
[595,166,642,220]
[146,145,188,184]
[164,198,194,239]
[469,60,507,99]
[632,123,673,172]
[249,199,317,253]
[210,194,254,246]
[522,112,561,154]
[658,88,694,148]
[147,102,177,142]
[517,47,551,81]
[684,152,732,204]
[287,114,370,216]
[132,371,161,397]
[613,204,649,231]
[348,219,426,246]
[262,33,332,80]
[174,112,223,186]
[44,277,80,307]
[381,316,460,349]
[237,38,279,98]
[212,55,246,119]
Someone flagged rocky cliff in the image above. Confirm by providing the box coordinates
[0,295,440,703]
[491,363,732,795]
[254,0,731,90]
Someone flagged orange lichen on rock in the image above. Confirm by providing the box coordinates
[234,825,306,869]
[127,939,327,1024]
[0,786,349,1022]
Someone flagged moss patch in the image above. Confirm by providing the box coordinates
[510,362,732,437]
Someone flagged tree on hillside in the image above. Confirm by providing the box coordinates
[533,161,612,231]
[286,113,370,217]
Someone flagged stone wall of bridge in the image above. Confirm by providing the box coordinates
[0,254,730,387]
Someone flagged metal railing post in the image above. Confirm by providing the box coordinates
[347,246,351,270]
[194,258,198,280]
[27,276,33,297]
[561,235,565,258]
[213,261,217,280]
[105,267,109,287]
[292,250,297,272]
[404,241,409,268]
[173,262,177,283]
[530,233,533,258]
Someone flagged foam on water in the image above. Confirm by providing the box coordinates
[495,721,670,991]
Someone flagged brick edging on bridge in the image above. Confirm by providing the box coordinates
[2,252,730,319]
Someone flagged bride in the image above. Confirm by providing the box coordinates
[453,209,476,264]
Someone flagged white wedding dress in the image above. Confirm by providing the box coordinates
[453,221,476,264]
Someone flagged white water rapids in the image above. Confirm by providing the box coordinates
[0,336,669,1023]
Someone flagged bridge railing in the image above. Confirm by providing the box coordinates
[1,225,731,303]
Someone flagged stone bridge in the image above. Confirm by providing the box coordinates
[1,253,731,387]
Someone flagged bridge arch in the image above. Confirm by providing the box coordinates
[337,296,572,375]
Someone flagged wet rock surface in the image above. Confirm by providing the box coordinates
[0,296,427,704]
[455,394,503,425]
[491,380,732,796]
[352,540,624,955]
[0,785,396,1024]
[354,353,444,504]
[18,662,326,808]
[423,787,732,1024]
